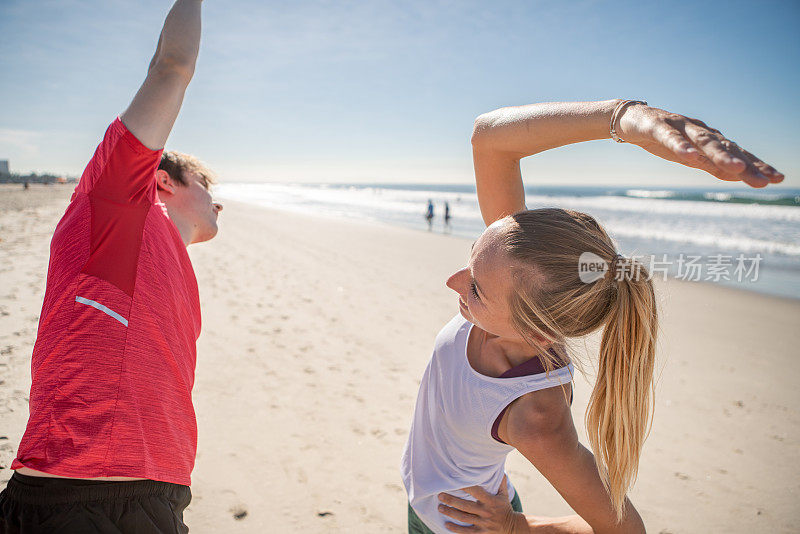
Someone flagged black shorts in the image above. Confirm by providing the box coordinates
[0,472,191,534]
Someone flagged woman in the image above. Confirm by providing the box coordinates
[400,99,783,534]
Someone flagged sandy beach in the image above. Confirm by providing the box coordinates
[1,183,798,533]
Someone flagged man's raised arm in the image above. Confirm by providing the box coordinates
[120,0,202,151]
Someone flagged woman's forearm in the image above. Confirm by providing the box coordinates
[471,99,622,158]
[513,513,594,534]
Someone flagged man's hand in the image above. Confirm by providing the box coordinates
[617,103,784,188]
[437,476,525,533]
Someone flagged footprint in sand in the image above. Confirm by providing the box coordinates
[229,505,248,520]
[296,468,308,484]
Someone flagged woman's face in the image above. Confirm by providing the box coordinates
[446,220,528,342]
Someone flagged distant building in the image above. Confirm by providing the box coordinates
[0,160,8,175]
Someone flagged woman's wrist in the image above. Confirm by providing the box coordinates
[615,101,650,145]
[509,511,532,533]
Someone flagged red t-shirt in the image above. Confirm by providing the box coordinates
[11,118,202,485]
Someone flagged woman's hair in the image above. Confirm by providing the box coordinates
[500,207,658,522]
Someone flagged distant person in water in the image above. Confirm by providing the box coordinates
[425,199,434,230]
[444,201,451,232]
[400,99,783,534]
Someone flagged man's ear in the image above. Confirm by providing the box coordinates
[155,169,177,196]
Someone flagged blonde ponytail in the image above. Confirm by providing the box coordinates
[501,209,659,523]
[586,259,657,521]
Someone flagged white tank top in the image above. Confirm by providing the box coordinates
[401,314,574,534]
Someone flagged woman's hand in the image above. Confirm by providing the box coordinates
[616,103,784,188]
[437,476,525,533]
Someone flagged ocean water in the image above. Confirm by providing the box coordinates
[215,183,800,300]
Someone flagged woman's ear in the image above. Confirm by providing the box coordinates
[526,326,557,348]
[155,169,176,196]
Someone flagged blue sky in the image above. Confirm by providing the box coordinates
[1,0,798,187]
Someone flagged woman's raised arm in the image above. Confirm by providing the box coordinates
[471,99,785,225]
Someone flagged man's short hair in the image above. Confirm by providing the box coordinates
[159,151,216,189]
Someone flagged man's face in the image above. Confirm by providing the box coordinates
[162,170,223,244]
[185,171,223,243]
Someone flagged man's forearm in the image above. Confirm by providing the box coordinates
[120,0,202,150]
[471,100,622,160]
[149,0,202,76]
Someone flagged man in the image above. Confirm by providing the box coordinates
[0,1,220,532]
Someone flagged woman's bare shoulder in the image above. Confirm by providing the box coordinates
[502,383,575,447]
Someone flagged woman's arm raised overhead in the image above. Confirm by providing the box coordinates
[471,99,784,226]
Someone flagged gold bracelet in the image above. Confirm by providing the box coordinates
[610,100,647,143]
